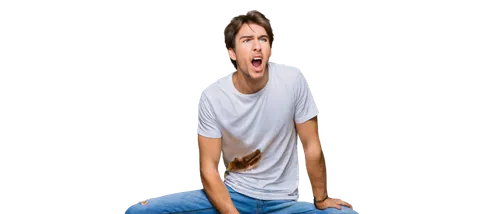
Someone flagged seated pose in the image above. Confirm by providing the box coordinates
[125,10,358,214]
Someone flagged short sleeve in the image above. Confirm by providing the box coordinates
[294,70,319,124]
[197,92,222,138]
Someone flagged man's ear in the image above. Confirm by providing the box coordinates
[228,48,236,61]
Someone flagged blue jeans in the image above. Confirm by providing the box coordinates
[125,184,358,214]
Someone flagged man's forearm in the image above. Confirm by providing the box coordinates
[304,143,328,200]
[200,170,238,214]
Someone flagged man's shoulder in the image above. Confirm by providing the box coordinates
[270,62,304,83]
[200,73,232,98]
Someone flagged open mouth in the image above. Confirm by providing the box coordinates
[252,57,262,68]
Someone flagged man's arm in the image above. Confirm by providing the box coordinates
[198,134,239,214]
[295,116,353,210]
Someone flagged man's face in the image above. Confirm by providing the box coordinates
[229,23,272,80]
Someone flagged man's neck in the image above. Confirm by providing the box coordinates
[232,66,269,94]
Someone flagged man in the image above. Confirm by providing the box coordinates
[125,10,357,214]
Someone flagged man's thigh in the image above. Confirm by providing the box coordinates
[125,185,257,214]
[263,200,358,214]
[125,189,218,214]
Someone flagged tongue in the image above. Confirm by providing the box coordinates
[252,60,262,67]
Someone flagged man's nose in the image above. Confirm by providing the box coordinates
[253,39,261,52]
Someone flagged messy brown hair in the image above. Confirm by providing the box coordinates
[224,10,274,69]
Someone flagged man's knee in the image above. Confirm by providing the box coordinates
[335,206,358,214]
[323,206,358,214]
[125,202,149,214]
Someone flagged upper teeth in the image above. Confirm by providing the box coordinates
[253,58,261,60]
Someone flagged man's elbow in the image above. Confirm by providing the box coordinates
[200,166,219,180]
[303,141,323,159]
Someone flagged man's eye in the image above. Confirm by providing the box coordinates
[260,38,268,42]
[243,39,250,43]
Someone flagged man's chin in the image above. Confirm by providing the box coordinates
[249,66,266,79]
[249,71,265,80]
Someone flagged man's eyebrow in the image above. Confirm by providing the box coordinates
[239,35,268,40]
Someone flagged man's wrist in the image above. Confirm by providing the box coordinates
[313,195,329,209]
[314,195,328,203]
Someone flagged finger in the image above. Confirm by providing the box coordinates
[334,204,342,210]
[235,159,246,167]
[340,201,352,209]
[246,154,262,170]
[340,198,354,208]
[247,151,262,164]
[246,163,259,170]
[244,149,261,162]
[334,196,346,206]
[229,165,245,172]
[345,202,354,209]
[248,153,262,164]
[349,203,355,209]
[326,200,342,210]
[229,158,246,170]
[244,149,259,160]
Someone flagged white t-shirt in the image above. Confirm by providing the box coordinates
[197,62,319,200]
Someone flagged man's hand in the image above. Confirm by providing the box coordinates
[315,197,353,210]
[227,149,262,172]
